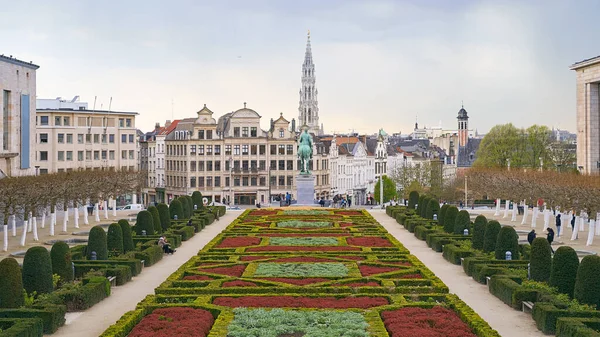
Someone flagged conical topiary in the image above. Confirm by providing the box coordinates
[22,246,53,295]
[50,241,73,285]
[185,195,194,213]
[574,255,600,308]
[425,198,440,220]
[118,219,134,252]
[169,199,184,220]
[179,196,190,218]
[483,220,501,253]
[417,195,426,216]
[408,191,419,210]
[472,215,487,250]
[529,237,552,282]
[135,210,155,236]
[454,210,471,235]
[438,204,449,227]
[192,191,204,209]
[494,226,520,260]
[107,223,124,256]
[148,206,162,234]
[0,257,24,308]
[550,246,580,297]
[443,206,459,233]
[157,203,171,231]
[87,226,108,260]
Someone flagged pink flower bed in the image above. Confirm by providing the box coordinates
[217,237,261,248]
[200,265,246,277]
[183,275,214,281]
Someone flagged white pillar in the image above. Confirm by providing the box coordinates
[84,205,89,225]
[543,210,550,232]
[503,200,509,218]
[587,220,596,246]
[103,200,109,219]
[511,201,517,222]
[32,216,38,241]
[132,193,137,205]
[531,208,538,228]
[62,208,68,233]
[74,207,80,229]
[494,198,501,216]
[521,203,529,225]
[112,199,117,217]
[27,212,33,232]
[571,216,580,241]
[2,225,7,251]
[20,220,28,246]
[94,203,100,222]
[580,215,586,232]
[596,213,600,236]
[41,209,46,229]
[50,207,56,236]
[11,215,16,237]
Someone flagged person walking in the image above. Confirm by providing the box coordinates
[547,228,555,253]
[571,211,576,231]
[527,229,536,245]
[555,213,562,238]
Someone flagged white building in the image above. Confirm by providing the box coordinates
[0,55,39,178]
[328,135,375,205]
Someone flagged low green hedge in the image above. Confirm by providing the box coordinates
[488,275,522,308]
[37,277,110,312]
[414,225,440,241]
[556,317,600,337]
[74,264,132,286]
[70,244,87,260]
[533,302,600,334]
[73,259,142,277]
[132,234,182,248]
[133,245,164,267]
[0,304,66,334]
[430,235,471,253]
[99,308,146,337]
[446,294,502,337]
[169,226,195,241]
[471,261,528,284]
[442,244,476,265]
[0,317,44,337]
[462,258,528,277]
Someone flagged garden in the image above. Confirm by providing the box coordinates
[101,208,500,337]
[387,190,600,337]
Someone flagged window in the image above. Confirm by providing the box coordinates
[234,145,240,155]
[94,134,100,143]
[86,151,92,160]
[40,116,49,126]
[109,134,115,143]
[270,160,277,170]
[55,116,62,126]
[198,177,205,187]
[279,160,285,170]
[77,134,84,144]
[119,118,124,127]
[225,177,230,187]
[198,161,204,171]
[279,129,284,138]
[86,134,92,144]
[129,134,134,143]
[225,145,232,155]
[40,133,48,143]
[242,127,249,137]
[270,176,277,186]
[279,145,285,155]
[287,176,293,187]
[242,177,249,186]
[94,151,99,160]
[206,161,213,171]
[190,161,196,171]
[40,169,48,174]
[121,150,127,159]
[67,134,73,144]
[259,145,266,155]
[66,151,73,161]
[57,134,64,143]
[214,161,221,171]
[242,145,249,155]
[101,134,107,144]
[198,145,204,155]
[260,177,266,186]
[109,151,115,160]
[206,177,213,187]
[215,176,221,187]
[198,130,204,139]
[207,145,213,155]
[206,130,212,139]
[233,127,240,137]
[58,151,65,161]
[40,151,48,161]
[270,145,276,155]
[78,151,83,161]
[126,118,132,127]
[279,176,285,186]
[287,160,293,170]
[251,127,257,137]
[102,150,107,160]
[214,145,221,155]
[129,150,134,159]
[234,177,240,186]
[190,145,196,155]
[287,145,293,155]
[251,177,257,186]
[190,177,196,188]
[63,117,70,126]
[259,160,266,170]
[121,134,127,143]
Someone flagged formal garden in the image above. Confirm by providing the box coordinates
[0,190,225,336]
[99,208,499,337]
[386,190,600,337]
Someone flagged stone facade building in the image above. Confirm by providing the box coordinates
[571,55,600,174]
[298,31,323,136]
[0,55,39,177]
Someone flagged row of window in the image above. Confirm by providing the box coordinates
[38,150,136,161]
[37,116,133,128]
[232,127,258,138]
[166,144,295,156]
[39,133,136,144]
[166,174,298,189]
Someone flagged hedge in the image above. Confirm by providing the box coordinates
[550,246,579,298]
[74,265,132,286]
[185,196,194,213]
[179,197,190,219]
[50,241,74,285]
[574,255,600,308]
[192,191,204,210]
[37,276,110,312]
[443,206,458,233]
[408,190,419,209]
[530,237,552,282]
[0,258,24,308]
[417,195,426,216]
[532,302,600,334]
[22,246,54,295]
[118,220,134,253]
[483,220,501,253]
[442,244,476,265]
[0,317,43,337]
[425,199,439,220]
[107,223,124,257]
[419,196,430,218]
[472,215,487,250]
[494,226,520,260]
[169,199,184,220]
[170,226,195,241]
[556,317,600,337]
[74,259,142,277]
[454,210,471,235]
[135,210,154,236]
[157,203,171,231]
[133,246,163,267]
[147,206,162,234]
[438,204,449,228]
[0,304,66,334]
[488,275,522,307]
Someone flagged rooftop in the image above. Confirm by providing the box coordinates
[36,108,138,115]
[0,54,40,69]
[570,55,600,70]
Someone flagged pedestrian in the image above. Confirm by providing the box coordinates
[571,211,576,231]
[527,229,536,245]
[547,228,555,253]
[319,198,325,207]
[348,196,352,207]
[555,213,562,238]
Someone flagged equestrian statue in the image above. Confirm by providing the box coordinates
[297,126,313,174]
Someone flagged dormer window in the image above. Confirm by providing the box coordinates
[279,129,284,138]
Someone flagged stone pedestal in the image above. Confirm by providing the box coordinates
[296,174,315,206]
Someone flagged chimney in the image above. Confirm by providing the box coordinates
[291,118,296,132]
[165,120,172,128]
[270,118,274,132]
[155,122,161,131]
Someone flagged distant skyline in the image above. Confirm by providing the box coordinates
[2,0,599,134]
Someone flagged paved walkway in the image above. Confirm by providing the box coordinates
[52,210,242,337]
[369,210,544,337]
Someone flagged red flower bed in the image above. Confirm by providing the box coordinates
[261,233,350,237]
[359,265,400,276]
[260,278,329,286]
[270,257,339,263]
[401,273,423,279]
[213,296,388,308]
[239,256,274,261]
[336,211,363,216]
[340,222,354,227]
[332,281,380,287]
[128,307,214,337]
[222,280,257,287]
[183,275,214,281]
[250,210,278,216]
[217,237,261,248]
[382,306,477,337]
[383,261,412,266]
[336,255,366,261]
[200,264,246,277]
[248,246,361,252]
[347,237,393,247]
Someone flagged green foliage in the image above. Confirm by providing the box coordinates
[179,196,190,218]
[454,210,471,235]
[419,197,431,218]
[118,219,134,253]
[227,308,369,337]
[253,263,349,277]
[0,258,24,308]
[425,198,440,220]
[574,255,600,308]
[87,226,108,260]
[483,220,501,253]
[417,195,425,214]
[147,206,162,234]
[269,237,339,246]
[276,221,331,228]
[495,226,520,260]
[529,237,552,282]
[443,206,459,233]
[135,210,155,236]
[157,203,171,231]
[22,246,54,295]
[374,175,397,204]
[107,223,124,256]
[550,246,580,298]
[185,196,194,213]
[168,199,184,220]
[191,191,204,209]
[472,215,488,250]
[50,241,73,285]
[408,190,419,209]
[438,204,449,226]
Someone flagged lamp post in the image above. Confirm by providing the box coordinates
[464,175,468,209]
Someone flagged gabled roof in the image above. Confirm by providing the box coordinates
[159,120,180,135]
[273,112,289,124]
[457,138,482,167]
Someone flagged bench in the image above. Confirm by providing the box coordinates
[522,301,534,314]
[107,276,117,287]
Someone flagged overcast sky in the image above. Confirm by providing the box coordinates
[2,0,598,134]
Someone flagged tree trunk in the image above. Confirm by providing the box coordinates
[32,215,39,241]
[587,220,595,246]
[11,215,16,237]
[27,212,33,232]
[95,202,100,222]
[521,201,528,225]
[41,208,46,228]
[83,204,89,225]
[494,198,501,216]
[74,206,80,229]
[62,207,68,233]
[3,225,8,251]
[112,199,117,217]
[531,207,538,228]
[20,220,28,246]
[103,200,108,219]
[511,201,517,222]
[503,200,509,218]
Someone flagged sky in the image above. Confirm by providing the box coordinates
[2,0,599,135]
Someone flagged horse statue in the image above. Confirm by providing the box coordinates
[297,126,313,174]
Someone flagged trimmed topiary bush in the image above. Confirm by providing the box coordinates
[185,195,194,212]
[439,204,449,227]
[0,257,24,308]
[148,206,162,234]
[192,191,204,209]
[107,223,124,256]
[550,246,580,297]
[483,220,501,253]
[425,198,440,220]
[472,215,487,250]
[529,237,552,282]
[22,246,53,295]
[408,191,419,209]
[179,196,190,218]
[453,210,471,235]
[494,226,520,260]
[443,206,459,233]
[118,219,134,253]
[169,199,184,220]
[50,241,73,284]
[87,226,108,260]
[157,203,171,231]
[135,210,155,236]
[574,255,600,308]
[417,195,426,215]
[420,197,431,218]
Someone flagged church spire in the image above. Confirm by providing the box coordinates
[298,30,321,135]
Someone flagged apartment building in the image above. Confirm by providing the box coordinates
[35,97,139,173]
[0,55,39,177]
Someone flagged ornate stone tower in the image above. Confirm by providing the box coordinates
[457,104,469,147]
[298,30,321,135]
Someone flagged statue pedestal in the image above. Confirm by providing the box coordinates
[296,174,315,206]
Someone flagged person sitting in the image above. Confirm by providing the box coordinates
[158,236,175,254]
[187,219,193,226]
